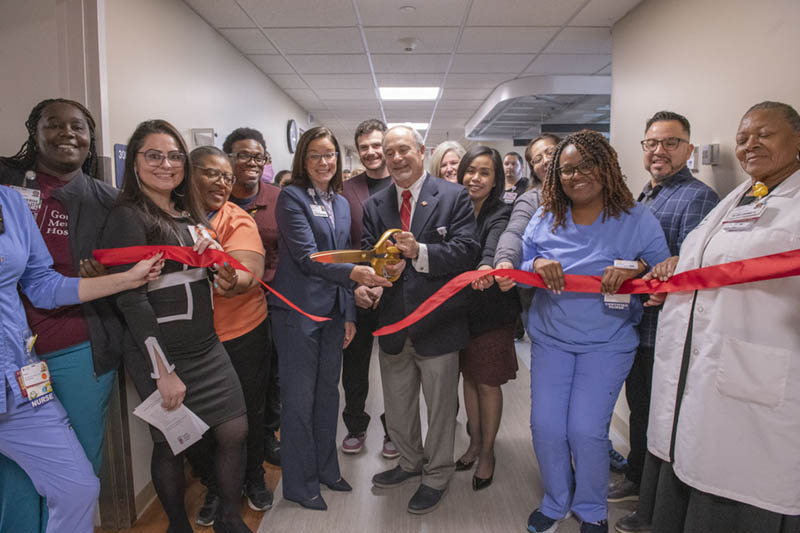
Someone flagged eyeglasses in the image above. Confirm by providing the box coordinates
[531,147,556,166]
[307,152,338,163]
[138,149,186,167]
[193,165,235,186]
[640,137,688,152]
[558,159,596,178]
[229,152,268,165]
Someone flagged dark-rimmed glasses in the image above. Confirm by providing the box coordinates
[193,166,235,186]
[640,137,688,152]
[138,149,186,167]
[229,152,268,165]
[558,159,596,178]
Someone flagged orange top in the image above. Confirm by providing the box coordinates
[210,202,267,342]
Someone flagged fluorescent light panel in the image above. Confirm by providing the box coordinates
[380,87,440,100]
[387,122,429,131]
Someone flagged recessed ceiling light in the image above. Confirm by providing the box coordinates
[399,5,416,13]
[380,87,440,100]
[387,122,429,131]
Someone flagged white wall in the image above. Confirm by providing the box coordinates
[611,0,800,198]
[105,0,311,175]
[0,1,65,154]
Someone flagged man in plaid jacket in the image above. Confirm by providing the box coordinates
[610,111,719,521]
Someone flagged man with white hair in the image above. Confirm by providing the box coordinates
[362,126,479,514]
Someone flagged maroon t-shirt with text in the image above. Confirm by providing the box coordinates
[21,172,90,354]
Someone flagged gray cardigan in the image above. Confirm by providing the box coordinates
[493,186,542,268]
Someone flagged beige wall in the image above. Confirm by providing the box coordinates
[611,0,800,198]
[105,0,311,176]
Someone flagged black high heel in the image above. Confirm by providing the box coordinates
[472,457,495,491]
[455,458,476,471]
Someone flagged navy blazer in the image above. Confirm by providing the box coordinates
[362,173,479,356]
[269,184,356,322]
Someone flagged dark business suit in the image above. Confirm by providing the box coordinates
[362,173,479,489]
[269,184,356,502]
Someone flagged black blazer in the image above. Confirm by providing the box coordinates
[469,199,520,337]
[362,173,479,356]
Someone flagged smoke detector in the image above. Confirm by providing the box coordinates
[398,37,421,53]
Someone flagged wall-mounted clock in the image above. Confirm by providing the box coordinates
[287,119,298,153]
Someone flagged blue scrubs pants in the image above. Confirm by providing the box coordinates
[530,342,635,523]
[0,342,114,533]
[0,387,100,533]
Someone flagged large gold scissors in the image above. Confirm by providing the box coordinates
[310,229,404,281]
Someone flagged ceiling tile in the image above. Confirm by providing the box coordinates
[268,74,309,89]
[441,88,492,100]
[450,54,533,73]
[437,99,485,110]
[288,55,371,74]
[545,27,612,54]
[266,28,364,54]
[595,63,611,75]
[467,0,586,26]
[248,54,295,74]
[371,54,452,73]
[430,117,468,129]
[318,89,377,100]
[236,0,356,27]
[218,29,276,54]
[524,54,612,75]
[376,73,444,86]
[358,0,469,27]
[184,0,254,28]
[303,74,375,89]
[458,27,556,54]
[364,27,459,54]
[570,0,643,26]
[444,73,513,89]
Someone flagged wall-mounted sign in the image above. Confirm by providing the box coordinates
[114,144,127,189]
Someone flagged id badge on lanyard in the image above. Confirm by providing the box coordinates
[14,335,55,407]
[7,185,42,218]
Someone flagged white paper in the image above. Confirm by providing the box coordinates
[133,390,210,455]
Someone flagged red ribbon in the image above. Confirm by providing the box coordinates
[93,245,330,322]
[372,248,800,337]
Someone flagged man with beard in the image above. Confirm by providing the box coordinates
[339,119,399,459]
[613,111,719,533]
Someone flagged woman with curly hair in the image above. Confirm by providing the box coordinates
[521,130,670,533]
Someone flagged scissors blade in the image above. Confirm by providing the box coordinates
[310,250,375,264]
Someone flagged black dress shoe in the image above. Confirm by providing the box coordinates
[324,477,353,492]
[372,465,422,488]
[407,484,445,514]
[286,494,328,511]
[455,458,476,471]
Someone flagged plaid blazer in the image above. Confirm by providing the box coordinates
[638,167,720,347]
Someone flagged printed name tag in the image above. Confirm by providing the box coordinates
[311,205,328,217]
[722,201,767,231]
[15,361,54,407]
[604,293,631,310]
[8,186,42,217]
[502,191,517,204]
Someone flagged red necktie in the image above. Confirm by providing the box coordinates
[400,190,412,232]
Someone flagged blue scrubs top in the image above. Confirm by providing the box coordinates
[521,203,669,353]
[0,186,80,413]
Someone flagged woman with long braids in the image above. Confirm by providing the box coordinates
[521,130,670,533]
[100,120,251,533]
[0,98,121,533]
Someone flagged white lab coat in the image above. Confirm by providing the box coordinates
[648,169,800,515]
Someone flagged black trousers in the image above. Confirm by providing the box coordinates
[625,344,654,485]
[341,305,389,436]
[263,316,280,433]
[188,319,272,488]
